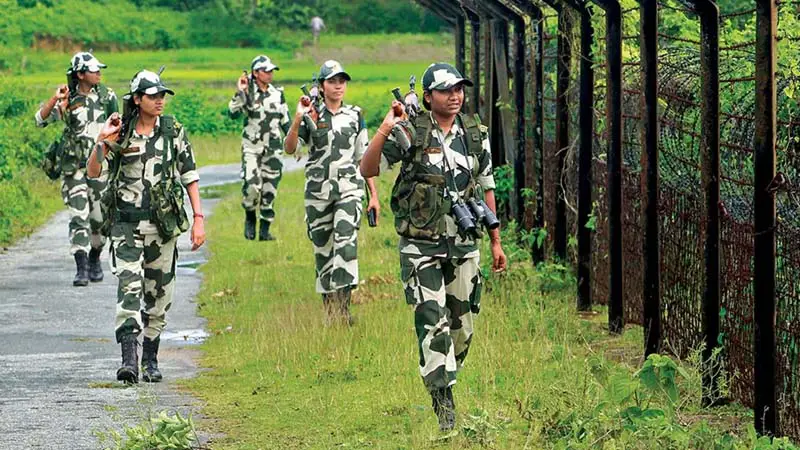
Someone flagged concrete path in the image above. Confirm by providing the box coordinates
[0,159,302,449]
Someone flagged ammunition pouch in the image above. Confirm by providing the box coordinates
[391,173,450,240]
[150,178,189,240]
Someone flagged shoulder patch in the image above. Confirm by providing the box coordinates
[479,124,488,133]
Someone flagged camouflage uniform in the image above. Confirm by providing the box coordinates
[106,114,198,343]
[103,72,199,344]
[36,53,118,257]
[229,55,290,226]
[381,64,495,396]
[297,61,368,295]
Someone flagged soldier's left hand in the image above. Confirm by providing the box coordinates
[490,241,507,273]
[191,217,206,251]
[367,196,380,225]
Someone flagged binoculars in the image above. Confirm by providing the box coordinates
[452,198,500,238]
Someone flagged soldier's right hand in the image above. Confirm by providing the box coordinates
[295,99,314,118]
[237,73,249,92]
[98,112,122,142]
[55,84,69,100]
[381,101,405,129]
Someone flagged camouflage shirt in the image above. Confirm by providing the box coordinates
[36,85,118,173]
[228,82,290,153]
[106,116,199,236]
[298,103,369,201]
[381,112,495,259]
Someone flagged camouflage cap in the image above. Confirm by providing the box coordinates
[318,60,351,81]
[422,63,473,91]
[68,52,106,74]
[127,69,175,97]
[251,55,279,72]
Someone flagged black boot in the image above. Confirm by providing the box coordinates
[73,251,89,287]
[141,336,163,383]
[431,386,456,432]
[116,334,139,384]
[244,210,256,240]
[88,247,104,282]
[258,219,275,241]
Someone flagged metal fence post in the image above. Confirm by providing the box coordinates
[695,0,722,407]
[555,6,573,260]
[639,0,661,357]
[577,5,594,311]
[754,0,778,436]
[514,17,529,229]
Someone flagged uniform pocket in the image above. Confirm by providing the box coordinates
[400,256,420,306]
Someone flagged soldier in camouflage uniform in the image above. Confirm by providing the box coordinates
[229,55,290,241]
[35,52,118,286]
[361,63,507,432]
[87,70,206,384]
[284,60,380,324]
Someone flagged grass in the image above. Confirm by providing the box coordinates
[0,168,62,247]
[183,171,765,449]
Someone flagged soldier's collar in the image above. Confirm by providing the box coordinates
[132,115,160,138]
[429,111,462,137]
[319,102,349,116]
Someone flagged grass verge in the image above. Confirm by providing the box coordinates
[184,171,781,449]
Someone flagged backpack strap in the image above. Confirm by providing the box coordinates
[159,115,176,183]
[459,112,485,157]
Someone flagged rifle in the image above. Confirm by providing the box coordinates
[391,75,421,120]
[299,72,321,126]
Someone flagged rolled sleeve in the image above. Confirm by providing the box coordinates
[354,127,369,162]
[35,107,59,128]
[228,91,246,118]
[476,135,495,190]
[381,123,413,166]
[176,128,200,186]
[297,117,311,147]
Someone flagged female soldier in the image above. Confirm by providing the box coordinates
[228,55,290,241]
[35,52,118,286]
[360,63,507,432]
[87,69,205,384]
[284,60,379,325]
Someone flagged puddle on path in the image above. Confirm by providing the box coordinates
[160,329,209,344]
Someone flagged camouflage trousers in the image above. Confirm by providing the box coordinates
[400,254,482,392]
[305,193,362,294]
[242,148,283,223]
[109,231,177,343]
[61,168,108,255]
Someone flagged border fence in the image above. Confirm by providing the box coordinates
[413,0,799,439]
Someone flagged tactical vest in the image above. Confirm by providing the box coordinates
[100,115,189,239]
[390,112,486,240]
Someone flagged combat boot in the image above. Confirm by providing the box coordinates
[431,386,456,432]
[258,219,275,241]
[116,334,139,384]
[244,210,256,240]
[141,336,163,383]
[73,251,89,287]
[88,247,104,282]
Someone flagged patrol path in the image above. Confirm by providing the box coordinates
[0,159,301,449]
